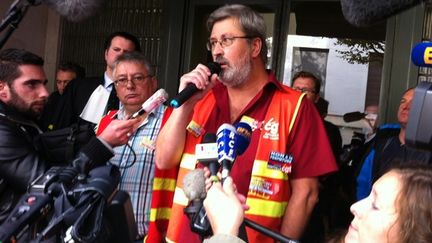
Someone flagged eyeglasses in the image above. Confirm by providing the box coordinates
[292,87,317,94]
[114,75,152,87]
[206,35,254,51]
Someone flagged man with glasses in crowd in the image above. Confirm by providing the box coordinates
[95,51,166,241]
[291,71,344,242]
[55,31,141,129]
[152,4,337,243]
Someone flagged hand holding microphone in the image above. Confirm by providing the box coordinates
[170,62,221,108]
[203,176,249,237]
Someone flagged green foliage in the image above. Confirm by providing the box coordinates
[335,39,385,65]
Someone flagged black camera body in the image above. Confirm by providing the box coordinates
[0,165,137,243]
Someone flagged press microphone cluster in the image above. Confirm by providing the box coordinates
[182,168,299,243]
[170,62,221,108]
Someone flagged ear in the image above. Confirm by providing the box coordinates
[150,77,157,92]
[104,49,109,62]
[0,81,9,101]
[250,37,263,58]
[314,94,321,103]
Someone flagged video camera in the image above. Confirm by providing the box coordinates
[0,162,137,243]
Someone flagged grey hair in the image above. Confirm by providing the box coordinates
[207,4,268,63]
[113,51,154,76]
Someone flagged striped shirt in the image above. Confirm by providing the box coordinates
[109,105,165,237]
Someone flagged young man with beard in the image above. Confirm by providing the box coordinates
[0,49,140,231]
[151,4,338,243]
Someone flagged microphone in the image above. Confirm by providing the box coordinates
[216,124,237,184]
[411,42,432,67]
[196,133,220,182]
[343,111,366,122]
[234,121,252,156]
[182,169,212,237]
[183,169,299,243]
[182,168,207,202]
[130,89,168,119]
[169,62,221,108]
[340,0,424,27]
[42,0,106,22]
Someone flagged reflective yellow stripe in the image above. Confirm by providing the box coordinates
[180,153,197,169]
[150,207,171,221]
[173,187,189,206]
[289,93,305,132]
[246,197,287,218]
[252,160,288,180]
[166,238,176,243]
[153,178,176,191]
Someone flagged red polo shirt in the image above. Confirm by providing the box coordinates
[201,72,338,196]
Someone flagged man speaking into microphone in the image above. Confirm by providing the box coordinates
[152,4,337,243]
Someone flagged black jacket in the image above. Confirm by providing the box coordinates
[0,101,114,225]
[53,76,119,130]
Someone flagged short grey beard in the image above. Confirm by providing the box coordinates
[219,55,252,88]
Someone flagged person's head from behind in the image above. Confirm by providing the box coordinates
[397,88,415,129]
[112,51,156,115]
[56,61,85,94]
[345,164,432,243]
[104,31,141,73]
[291,71,321,103]
[206,4,267,87]
[0,48,48,119]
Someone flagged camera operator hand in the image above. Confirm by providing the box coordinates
[203,176,249,237]
[98,118,141,147]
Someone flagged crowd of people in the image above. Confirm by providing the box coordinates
[1,3,432,243]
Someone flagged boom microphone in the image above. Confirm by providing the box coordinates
[343,111,366,122]
[340,0,424,27]
[33,0,106,22]
[170,62,221,108]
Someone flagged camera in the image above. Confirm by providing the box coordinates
[340,131,366,166]
[0,164,137,243]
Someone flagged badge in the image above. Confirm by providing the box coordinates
[140,137,156,151]
[267,151,293,174]
[248,177,276,199]
[186,120,205,137]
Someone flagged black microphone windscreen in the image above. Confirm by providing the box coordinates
[203,133,217,143]
[43,0,106,22]
[182,169,206,201]
[340,0,423,27]
[343,111,366,123]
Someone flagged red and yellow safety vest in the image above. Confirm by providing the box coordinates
[147,86,304,243]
